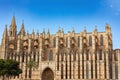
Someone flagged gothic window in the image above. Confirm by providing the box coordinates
[115,64,118,79]
[61,64,63,79]
[114,53,118,61]
[73,53,76,61]
[37,52,39,65]
[99,49,102,60]
[82,53,84,79]
[22,52,24,62]
[89,36,92,46]
[49,50,53,61]
[61,54,64,61]
[109,64,112,79]
[86,52,89,60]
[86,63,89,79]
[53,37,56,47]
[70,54,71,79]
[100,35,103,46]
[66,37,68,47]
[26,52,28,63]
[57,54,59,70]
[78,36,80,47]
[33,52,36,61]
[91,60,93,79]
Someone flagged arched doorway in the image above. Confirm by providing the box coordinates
[42,68,54,80]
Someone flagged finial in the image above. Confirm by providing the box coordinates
[37,29,39,35]
[3,24,8,38]
[72,27,75,33]
[94,25,97,32]
[47,28,50,34]
[32,29,34,35]
[106,23,111,28]
[58,26,61,32]
[43,28,45,34]
[84,26,86,32]
[62,28,64,33]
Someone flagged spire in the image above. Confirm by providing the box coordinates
[36,30,39,35]
[11,16,16,26]
[32,29,35,35]
[105,23,111,33]
[94,26,98,32]
[62,28,64,33]
[9,16,17,36]
[72,27,75,33]
[19,20,25,36]
[47,29,50,34]
[84,26,86,32]
[43,28,45,34]
[3,25,8,39]
[58,26,61,33]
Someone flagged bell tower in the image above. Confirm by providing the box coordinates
[9,16,17,37]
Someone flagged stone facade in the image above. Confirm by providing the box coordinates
[0,16,120,80]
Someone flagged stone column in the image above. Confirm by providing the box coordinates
[117,50,120,79]
[75,53,78,79]
[59,54,61,79]
[89,52,91,79]
[97,51,100,79]
[67,54,70,79]
[63,54,66,79]
[93,52,96,79]
[80,52,82,79]
[106,51,109,79]
[71,53,73,79]
[112,53,115,79]
[84,51,86,79]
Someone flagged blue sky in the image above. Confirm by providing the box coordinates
[0,0,120,49]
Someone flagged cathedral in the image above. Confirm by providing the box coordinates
[0,16,120,80]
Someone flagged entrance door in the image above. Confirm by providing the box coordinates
[42,68,54,80]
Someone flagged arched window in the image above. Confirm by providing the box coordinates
[22,52,24,62]
[100,35,103,46]
[89,36,92,46]
[53,37,56,47]
[99,49,102,60]
[115,64,118,79]
[66,37,68,47]
[78,36,80,47]
[61,64,63,79]
[49,50,53,61]
[114,53,118,61]
[86,52,89,60]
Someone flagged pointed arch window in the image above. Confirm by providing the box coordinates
[49,50,53,61]
[66,37,68,47]
[115,64,118,79]
[100,35,103,46]
[99,49,102,60]
[61,64,63,79]
[53,37,56,47]
[89,36,92,46]
[78,36,80,47]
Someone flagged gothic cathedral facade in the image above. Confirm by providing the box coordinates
[0,16,120,80]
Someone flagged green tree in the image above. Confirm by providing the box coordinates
[26,59,38,79]
[0,59,22,80]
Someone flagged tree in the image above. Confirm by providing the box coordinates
[0,59,22,80]
[26,59,38,79]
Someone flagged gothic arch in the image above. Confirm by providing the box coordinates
[42,68,54,80]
